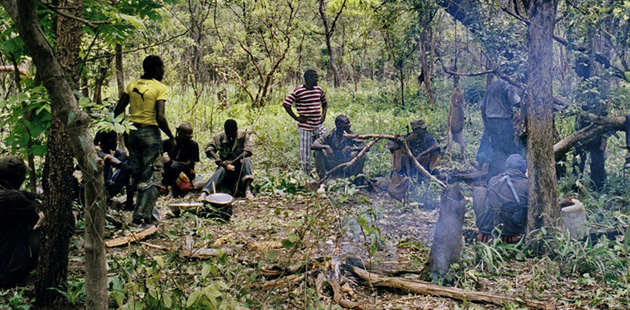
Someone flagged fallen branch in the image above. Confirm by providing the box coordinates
[349,266,554,310]
[317,138,381,185]
[181,235,232,259]
[139,242,172,251]
[554,114,626,159]
[105,226,158,248]
[262,274,305,290]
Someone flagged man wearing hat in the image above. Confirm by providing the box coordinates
[387,119,441,199]
[475,154,528,243]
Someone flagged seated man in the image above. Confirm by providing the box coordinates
[475,154,528,243]
[163,123,200,197]
[0,155,41,288]
[387,119,441,200]
[199,119,254,200]
[312,115,365,180]
[389,119,441,176]
[94,131,133,208]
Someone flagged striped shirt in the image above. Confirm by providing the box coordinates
[283,85,327,130]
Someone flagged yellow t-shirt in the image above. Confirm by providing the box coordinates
[124,78,168,125]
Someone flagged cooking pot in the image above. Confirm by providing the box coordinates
[202,192,234,221]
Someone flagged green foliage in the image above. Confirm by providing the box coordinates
[0,288,32,310]
[0,86,50,156]
[51,278,86,306]
[109,249,247,309]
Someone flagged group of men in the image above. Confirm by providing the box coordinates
[112,56,254,227]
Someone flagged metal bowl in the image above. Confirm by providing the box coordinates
[202,193,234,221]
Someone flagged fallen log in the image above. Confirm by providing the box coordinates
[554,114,625,159]
[349,266,554,310]
[105,226,158,248]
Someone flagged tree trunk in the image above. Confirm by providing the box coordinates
[115,43,124,97]
[526,0,559,232]
[2,0,108,309]
[37,117,75,306]
[319,0,344,88]
[420,27,434,105]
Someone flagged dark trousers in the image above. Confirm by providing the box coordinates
[202,158,253,195]
[163,162,195,192]
[313,150,365,179]
[127,126,162,223]
[486,118,522,179]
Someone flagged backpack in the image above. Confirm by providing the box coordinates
[476,175,528,236]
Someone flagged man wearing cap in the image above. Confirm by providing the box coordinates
[282,69,328,176]
[311,115,366,180]
[481,78,522,178]
[198,119,254,200]
[389,119,441,177]
[386,119,441,200]
[475,154,528,243]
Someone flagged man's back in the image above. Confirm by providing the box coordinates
[482,79,520,120]
[126,78,168,125]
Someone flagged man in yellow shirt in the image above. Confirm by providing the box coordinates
[115,55,176,227]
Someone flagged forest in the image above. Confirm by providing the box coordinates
[1,0,629,309]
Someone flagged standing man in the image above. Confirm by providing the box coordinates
[283,69,328,176]
[481,78,522,179]
[115,55,176,227]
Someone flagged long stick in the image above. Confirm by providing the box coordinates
[343,133,446,188]
[350,266,554,310]
[317,138,380,185]
[401,139,447,188]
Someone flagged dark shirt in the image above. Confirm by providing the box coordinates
[482,79,521,120]
[388,132,440,156]
[164,139,200,170]
[205,130,252,161]
[315,128,364,162]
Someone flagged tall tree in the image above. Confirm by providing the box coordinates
[0,0,108,308]
[525,0,559,231]
[318,0,346,88]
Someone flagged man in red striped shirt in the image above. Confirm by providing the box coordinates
[283,69,328,175]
